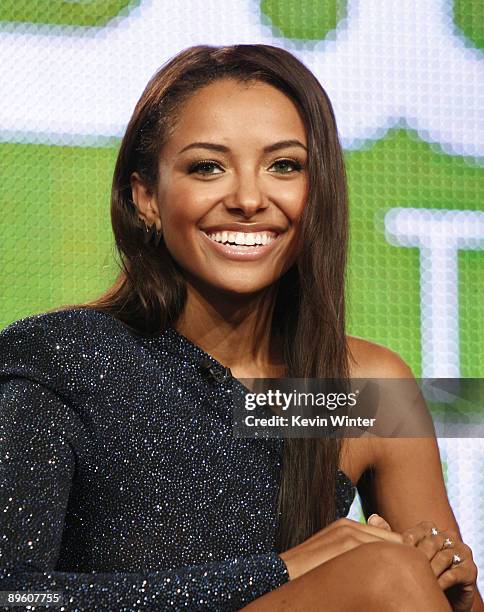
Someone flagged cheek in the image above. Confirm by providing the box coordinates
[278,180,307,220]
[161,196,201,236]
[160,204,205,264]
[282,198,306,227]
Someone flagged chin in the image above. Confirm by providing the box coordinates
[213,281,277,297]
[182,267,279,297]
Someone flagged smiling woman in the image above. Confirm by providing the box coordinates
[130,78,307,300]
[0,44,481,611]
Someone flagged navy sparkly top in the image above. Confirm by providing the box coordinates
[0,308,356,611]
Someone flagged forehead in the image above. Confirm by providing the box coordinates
[165,79,307,151]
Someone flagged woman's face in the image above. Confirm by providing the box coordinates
[133,78,308,296]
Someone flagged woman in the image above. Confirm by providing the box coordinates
[0,44,480,611]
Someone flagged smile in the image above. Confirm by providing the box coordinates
[205,229,278,246]
[200,230,282,261]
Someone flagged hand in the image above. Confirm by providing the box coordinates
[279,516,406,581]
[367,515,478,612]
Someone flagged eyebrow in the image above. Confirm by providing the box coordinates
[178,139,308,155]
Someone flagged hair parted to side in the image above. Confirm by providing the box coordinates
[54,44,351,553]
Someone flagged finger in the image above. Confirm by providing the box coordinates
[327,518,404,544]
[430,547,461,577]
[352,530,402,547]
[414,529,458,562]
[437,576,476,612]
[437,567,458,591]
[401,520,438,546]
[367,514,391,530]
[326,525,407,554]
[432,543,476,581]
[437,556,477,592]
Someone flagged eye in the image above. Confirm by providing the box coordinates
[269,158,304,174]
[186,157,305,176]
[187,160,223,175]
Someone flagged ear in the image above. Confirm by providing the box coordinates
[130,172,162,232]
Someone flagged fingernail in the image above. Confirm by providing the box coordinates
[368,513,380,524]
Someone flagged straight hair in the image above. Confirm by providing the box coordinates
[53,44,351,553]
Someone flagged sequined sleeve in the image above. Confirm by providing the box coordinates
[0,312,289,611]
[0,370,289,610]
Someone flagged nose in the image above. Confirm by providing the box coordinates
[224,173,269,217]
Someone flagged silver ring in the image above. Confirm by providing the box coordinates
[443,538,453,548]
[452,553,462,565]
[431,527,438,536]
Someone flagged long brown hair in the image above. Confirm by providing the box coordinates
[54,44,350,553]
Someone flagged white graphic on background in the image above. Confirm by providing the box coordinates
[0,0,481,157]
[385,208,484,378]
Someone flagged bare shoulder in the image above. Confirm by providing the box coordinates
[340,335,416,487]
[344,340,455,533]
[346,335,414,379]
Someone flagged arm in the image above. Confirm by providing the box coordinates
[358,348,483,611]
[0,377,289,611]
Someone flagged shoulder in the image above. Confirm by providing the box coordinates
[345,335,438,468]
[347,335,414,379]
[342,335,422,483]
[0,307,124,348]
[0,308,131,395]
[346,335,422,431]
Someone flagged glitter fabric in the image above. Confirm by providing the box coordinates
[0,308,356,611]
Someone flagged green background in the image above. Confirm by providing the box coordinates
[1,129,482,377]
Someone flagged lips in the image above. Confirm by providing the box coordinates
[200,229,281,262]
[202,229,279,247]
[200,223,286,235]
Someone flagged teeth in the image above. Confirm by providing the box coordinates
[204,230,278,246]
